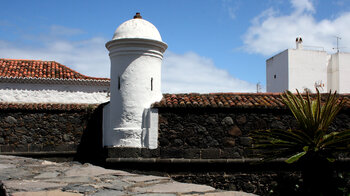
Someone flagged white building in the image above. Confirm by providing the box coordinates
[266,37,350,93]
[0,59,110,104]
[103,13,167,148]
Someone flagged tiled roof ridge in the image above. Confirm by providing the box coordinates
[0,58,110,81]
[163,92,283,96]
[0,102,99,111]
[163,92,350,96]
[153,93,350,109]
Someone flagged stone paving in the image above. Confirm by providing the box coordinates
[0,155,256,196]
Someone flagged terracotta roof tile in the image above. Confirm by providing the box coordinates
[153,93,350,109]
[0,59,110,81]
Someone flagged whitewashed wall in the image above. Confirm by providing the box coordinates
[328,53,339,92]
[266,50,289,92]
[103,17,167,148]
[105,39,166,148]
[267,46,350,93]
[0,82,109,104]
[267,49,329,93]
[338,53,350,93]
[288,49,328,93]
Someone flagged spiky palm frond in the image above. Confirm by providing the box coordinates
[281,89,344,136]
[250,89,350,163]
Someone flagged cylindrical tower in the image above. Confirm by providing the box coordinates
[104,13,167,147]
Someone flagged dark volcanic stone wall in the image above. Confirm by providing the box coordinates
[0,104,105,162]
[170,171,302,195]
[153,107,350,194]
[1,112,84,151]
[158,108,350,158]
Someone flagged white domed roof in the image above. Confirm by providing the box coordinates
[112,17,162,42]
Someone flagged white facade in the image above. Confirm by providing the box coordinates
[0,78,110,104]
[266,50,289,92]
[103,15,167,148]
[267,38,350,93]
[328,53,350,93]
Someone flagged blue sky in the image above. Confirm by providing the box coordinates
[1,0,350,93]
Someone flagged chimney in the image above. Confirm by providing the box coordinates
[296,36,303,50]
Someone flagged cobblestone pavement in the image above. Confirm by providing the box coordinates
[0,155,256,196]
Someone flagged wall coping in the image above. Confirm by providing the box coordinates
[0,102,100,111]
[0,76,110,86]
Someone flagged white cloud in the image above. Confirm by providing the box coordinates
[222,0,240,20]
[243,0,350,56]
[162,51,256,93]
[50,25,85,37]
[290,0,315,13]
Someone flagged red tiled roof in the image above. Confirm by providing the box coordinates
[153,93,350,109]
[0,59,109,81]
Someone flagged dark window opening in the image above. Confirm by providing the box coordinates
[118,76,121,90]
[274,74,277,79]
[151,77,153,91]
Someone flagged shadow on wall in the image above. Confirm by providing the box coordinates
[75,103,107,165]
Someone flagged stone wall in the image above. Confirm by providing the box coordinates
[157,107,350,158]
[0,103,105,163]
[2,103,350,160]
[150,107,350,194]
[170,171,301,195]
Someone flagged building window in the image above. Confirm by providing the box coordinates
[274,74,276,79]
[118,76,121,90]
[151,77,153,91]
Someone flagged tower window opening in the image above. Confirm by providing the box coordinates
[151,77,153,91]
[118,76,121,90]
[274,74,277,79]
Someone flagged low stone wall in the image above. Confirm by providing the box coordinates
[3,103,350,160]
[157,108,350,158]
[106,106,350,160]
[170,171,301,195]
[104,107,350,194]
[0,103,105,163]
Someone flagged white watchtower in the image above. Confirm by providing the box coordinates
[103,13,167,148]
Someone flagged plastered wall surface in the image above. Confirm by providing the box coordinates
[0,82,109,104]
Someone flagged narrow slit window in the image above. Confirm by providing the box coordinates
[151,77,153,91]
[118,76,121,90]
[274,74,277,79]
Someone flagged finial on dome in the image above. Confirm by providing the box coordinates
[134,13,142,19]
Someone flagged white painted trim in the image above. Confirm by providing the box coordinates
[141,108,159,149]
[0,76,110,86]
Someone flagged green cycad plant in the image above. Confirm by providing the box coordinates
[250,89,350,194]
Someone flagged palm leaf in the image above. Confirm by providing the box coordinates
[285,151,307,163]
[251,129,306,146]
[251,89,348,163]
